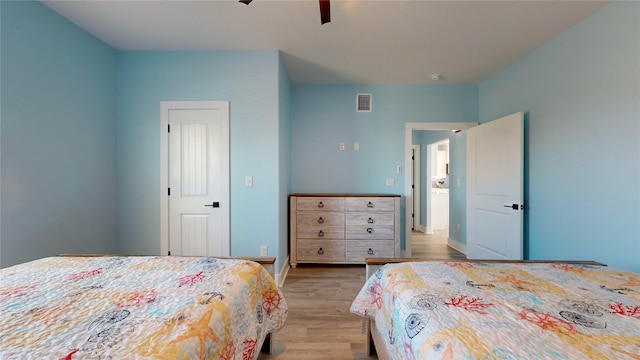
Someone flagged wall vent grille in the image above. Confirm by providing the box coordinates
[356,93,372,112]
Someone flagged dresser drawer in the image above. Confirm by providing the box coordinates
[346,225,394,240]
[346,212,394,226]
[346,240,395,262]
[297,240,345,262]
[297,226,344,239]
[346,197,395,212]
[297,212,345,226]
[297,197,345,212]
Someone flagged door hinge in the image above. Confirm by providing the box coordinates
[411,213,414,217]
[168,251,171,256]
[168,188,171,196]
[168,124,170,132]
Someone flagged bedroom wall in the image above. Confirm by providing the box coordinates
[116,50,288,273]
[479,1,640,271]
[0,1,118,268]
[290,85,478,250]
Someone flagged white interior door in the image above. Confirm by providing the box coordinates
[161,101,230,257]
[466,112,523,260]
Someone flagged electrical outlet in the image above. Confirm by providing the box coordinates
[386,178,394,186]
[339,142,345,151]
[260,246,268,256]
[354,142,359,151]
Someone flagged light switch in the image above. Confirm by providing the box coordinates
[339,142,345,151]
[396,165,402,174]
[245,176,253,187]
[354,142,360,151]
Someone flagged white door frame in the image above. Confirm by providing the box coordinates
[404,122,476,257]
[160,101,230,256]
[412,145,422,232]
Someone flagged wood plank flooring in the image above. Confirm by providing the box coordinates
[411,230,467,260]
[260,265,374,360]
[260,231,465,359]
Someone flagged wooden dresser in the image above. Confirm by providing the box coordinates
[290,194,401,267]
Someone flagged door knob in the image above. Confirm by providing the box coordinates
[204,202,220,208]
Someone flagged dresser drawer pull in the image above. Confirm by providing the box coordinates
[318,248,324,255]
[367,217,374,224]
[367,201,374,208]
[318,230,325,237]
[318,217,324,224]
[367,228,373,234]
[318,201,324,208]
[367,248,374,255]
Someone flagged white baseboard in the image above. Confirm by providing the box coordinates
[276,255,290,287]
[414,225,426,233]
[425,226,434,235]
[447,238,466,254]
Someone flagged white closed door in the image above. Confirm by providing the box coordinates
[466,112,523,260]
[163,102,230,257]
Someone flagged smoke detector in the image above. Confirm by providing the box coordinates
[431,74,441,81]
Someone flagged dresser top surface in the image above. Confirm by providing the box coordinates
[290,193,400,197]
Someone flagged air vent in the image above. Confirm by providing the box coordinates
[356,93,372,112]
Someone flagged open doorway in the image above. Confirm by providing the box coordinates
[404,122,476,258]
[427,138,450,232]
[427,139,449,234]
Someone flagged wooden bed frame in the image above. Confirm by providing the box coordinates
[363,257,607,358]
[58,254,278,355]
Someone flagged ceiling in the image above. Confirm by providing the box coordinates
[41,0,610,85]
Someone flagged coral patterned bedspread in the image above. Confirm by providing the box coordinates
[350,261,640,360]
[0,256,287,359]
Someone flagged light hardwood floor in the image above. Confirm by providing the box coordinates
[411,230,467,260]
[260,232,465,359]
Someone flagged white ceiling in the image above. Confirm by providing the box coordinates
[41,0,610,85]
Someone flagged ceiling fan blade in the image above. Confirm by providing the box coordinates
[239,0,252,5]
[319,0,331,24]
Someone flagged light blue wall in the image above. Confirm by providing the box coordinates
[0,1,118,267]
[479,1,640,271]
[116,50,288,271]
[291,85,478,249]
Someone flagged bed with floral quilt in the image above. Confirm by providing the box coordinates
[0,255,288,359]
[350,260,640,360]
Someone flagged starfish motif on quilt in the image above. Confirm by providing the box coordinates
[171,308,219,359]
[490,273,536,288]
[618,275,640,287]
[384,273,410,294]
